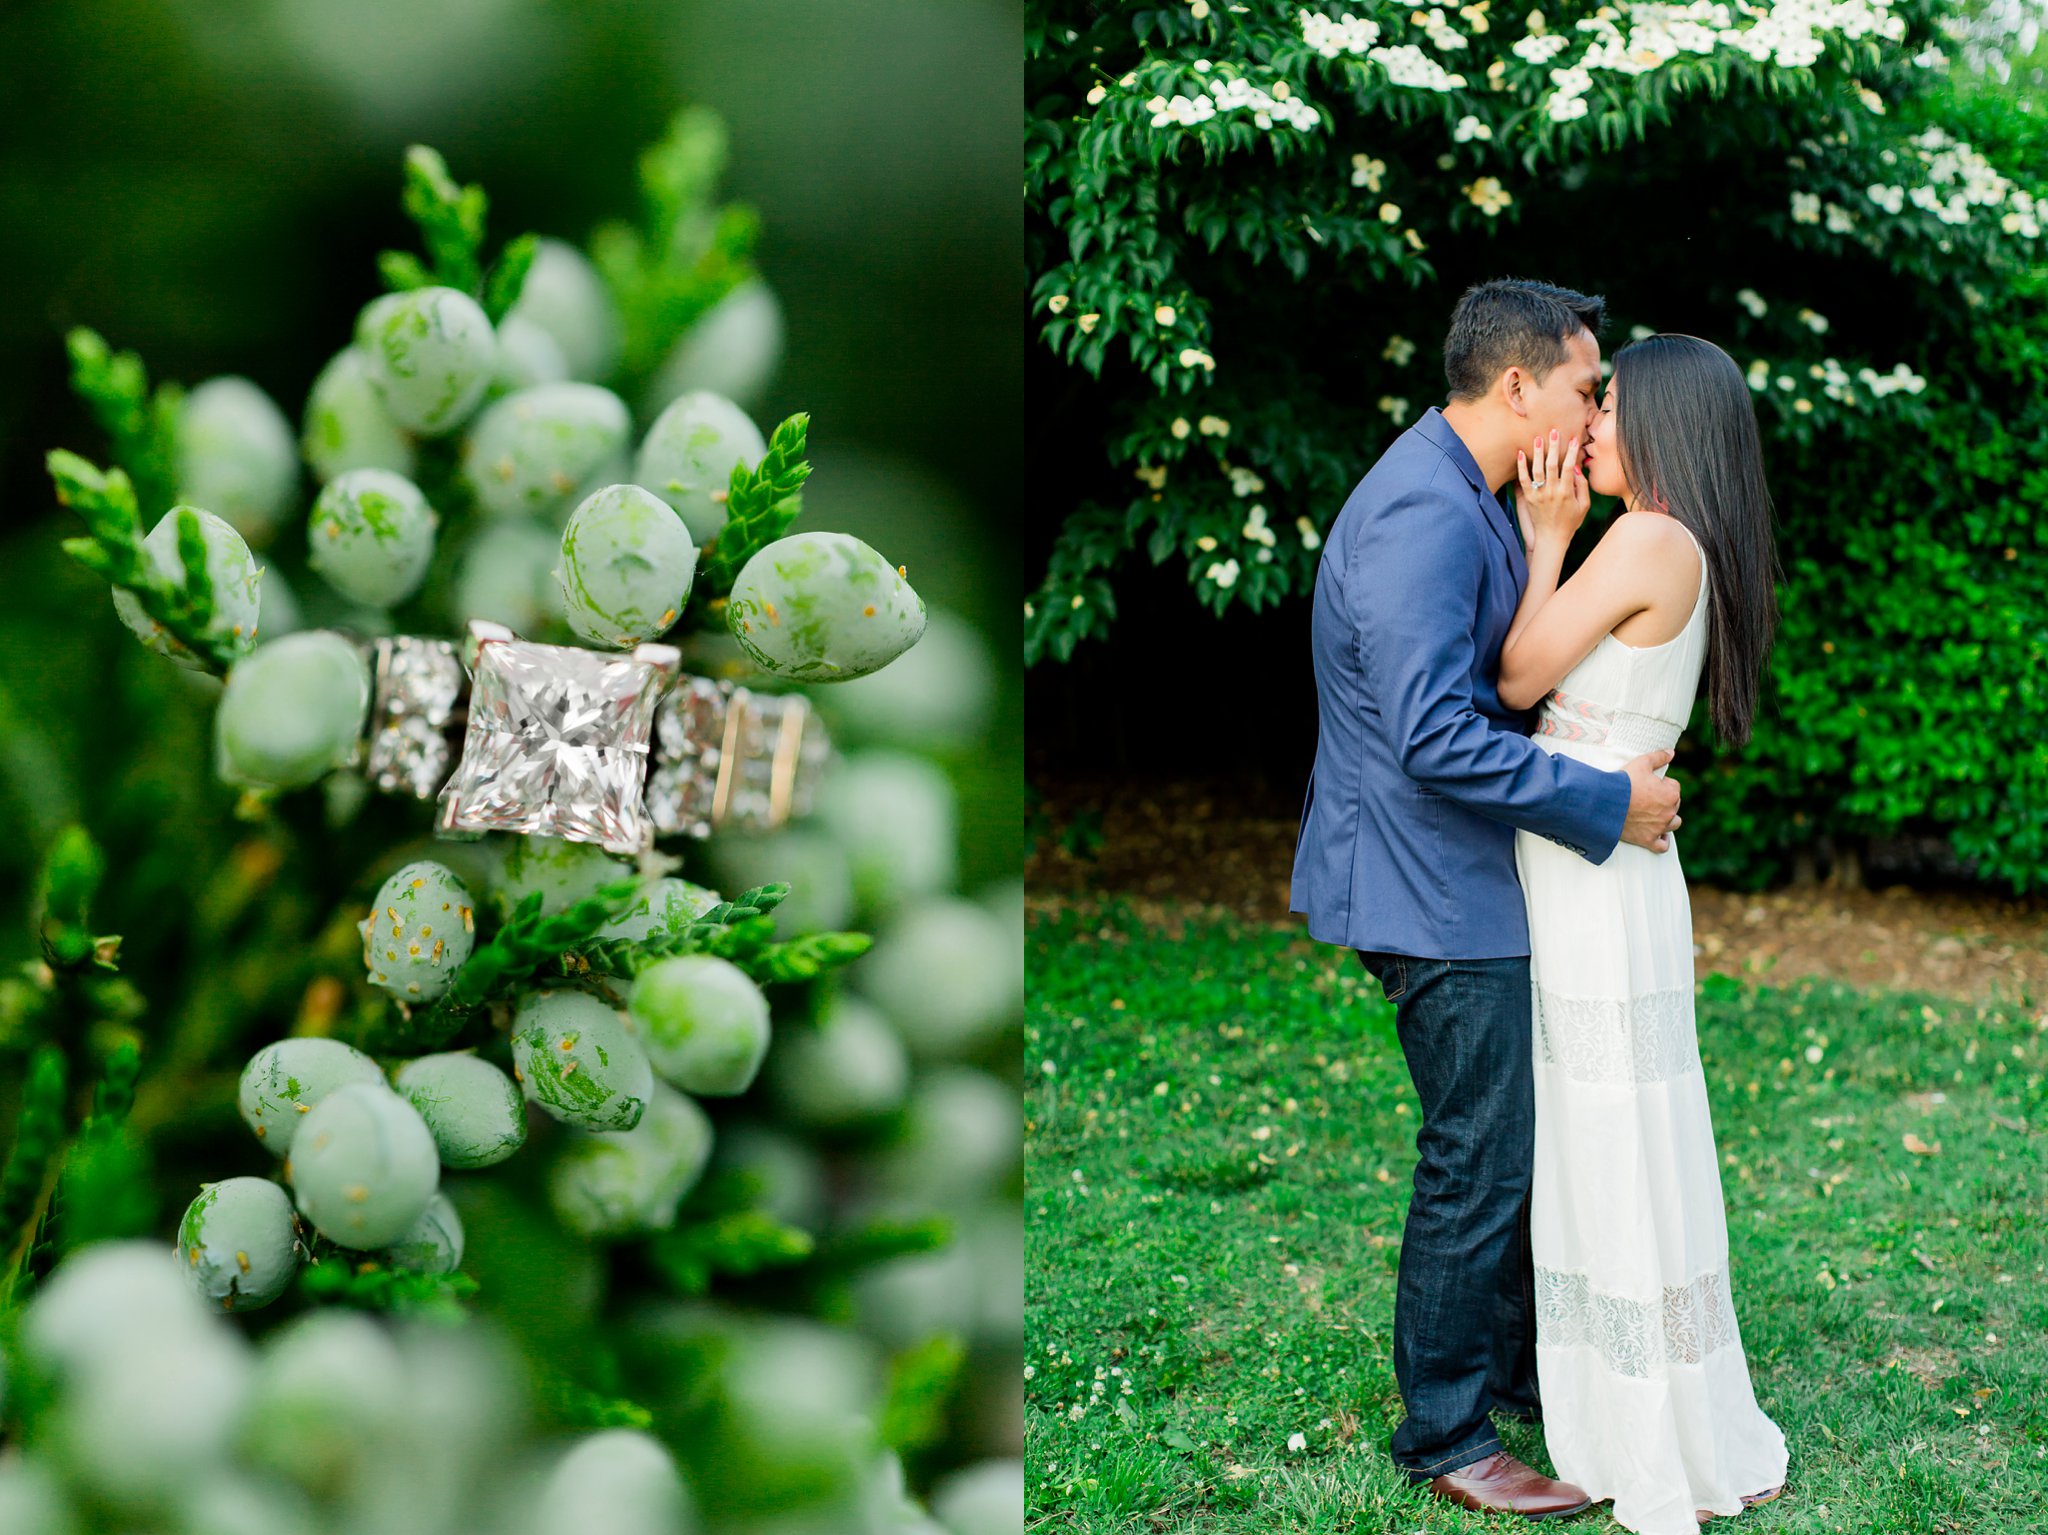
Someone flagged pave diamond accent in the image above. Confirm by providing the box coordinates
[645,677,832,839]
[365,637,464,798]
[649,677,733,840]
[724,691,811,833]
[436,629,679,852]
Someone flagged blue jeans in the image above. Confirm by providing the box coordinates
[1356,949,1542,1483]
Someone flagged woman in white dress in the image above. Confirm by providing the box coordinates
[1491,334,1790,1533]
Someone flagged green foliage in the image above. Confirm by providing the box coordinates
[49,450,253,675]
[809,1214,953,1275]
[377,144,538,324]
[298,1253,481,1320]
[1683,261,2048,889]
[690,412,814,603]
[648,1209,817,1297]
[35,824,115,972]
[578,879,871,985]
[1026,0,2048,889]
[535,1364,658,1431]
[881,1333,967,1454]
[591,105,762,389]
[88,1035,142,1124]
[52,1118,156,1256]
[61,326,182,521]
[396,875,658,1050]
[0,1046,69,1300]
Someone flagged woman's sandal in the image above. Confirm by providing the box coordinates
[1694,1485,1786,1523]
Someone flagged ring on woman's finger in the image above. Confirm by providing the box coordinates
[1529,477,1545,487]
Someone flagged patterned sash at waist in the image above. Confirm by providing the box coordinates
[1534,686,1684,756]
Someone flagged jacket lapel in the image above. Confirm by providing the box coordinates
[1411,409,1527,587]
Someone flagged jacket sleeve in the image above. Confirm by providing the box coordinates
[1346,487,1633,864]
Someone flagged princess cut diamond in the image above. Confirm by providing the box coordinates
[436,624,680,853]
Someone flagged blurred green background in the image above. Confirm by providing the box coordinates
[0,0,1022,937]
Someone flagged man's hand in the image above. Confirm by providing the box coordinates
[1619,749,1683,853]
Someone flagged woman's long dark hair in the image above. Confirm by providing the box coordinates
[1609,334,1782,747]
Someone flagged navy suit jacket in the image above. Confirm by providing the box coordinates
[1289,407,1633,959]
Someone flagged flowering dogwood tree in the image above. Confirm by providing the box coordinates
[1027,0,2048,889]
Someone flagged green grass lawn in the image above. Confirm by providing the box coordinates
[1025,899,2048,1535]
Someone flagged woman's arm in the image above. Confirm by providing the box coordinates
[1497,511,1681,710]
[1501,430,1589,669]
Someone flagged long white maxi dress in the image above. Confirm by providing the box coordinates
[1512,520,1789,1534]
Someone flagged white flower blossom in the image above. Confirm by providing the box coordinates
[1798,307,1829,334]
[1378,394,1411,423]
[1368,42,1468,90]
[1297,515,1322,550]
[1288,1431,1308,1452]
[1352,153,1387,190]
[1791,191,1822,224]
[1208,72,1323,130]
[1466,177,1513,215]
[1523,0,1915,94]
[1824,203,1856,233]
[1511,32,1568,63]
[1230,466,1266,497]
[1299,10,1383,57]
[1383,334,1417,365]
[1453,113,1493,141]
[1205,557,1241,588]
[1746,358,1770,391]
[1422,11,1470,50]
[1866,184,1905,215]
[1379,202,1403,224]
[1198,414,1230,436]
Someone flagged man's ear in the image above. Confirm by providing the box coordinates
[1501,366,1531,419]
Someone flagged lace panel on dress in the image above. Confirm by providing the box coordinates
[1533,984,1701,1084]
[1534,1265,1740,1378]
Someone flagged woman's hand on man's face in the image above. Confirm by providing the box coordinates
[1515,428,1590,545]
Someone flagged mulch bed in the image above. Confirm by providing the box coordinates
[1028,778,2048,1004]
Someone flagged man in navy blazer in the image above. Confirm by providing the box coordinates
[1290,279,1683,1519]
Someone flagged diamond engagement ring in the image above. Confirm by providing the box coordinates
[354,619,831,855]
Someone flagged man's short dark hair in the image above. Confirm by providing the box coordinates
[1442,278,1606,402]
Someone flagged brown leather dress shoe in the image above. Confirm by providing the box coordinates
[1427,1451,1594,1519]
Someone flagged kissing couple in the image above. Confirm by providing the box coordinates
[1291,278,1792,1532]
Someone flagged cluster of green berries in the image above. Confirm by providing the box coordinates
[110,234,924,799]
